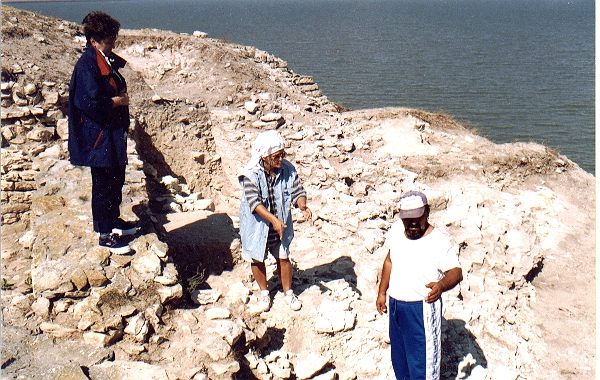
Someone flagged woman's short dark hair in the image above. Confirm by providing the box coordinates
[82,11,120,43]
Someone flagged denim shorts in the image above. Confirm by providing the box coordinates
[242,242,289,263]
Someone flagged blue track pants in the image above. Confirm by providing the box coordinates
[389,297,442,380]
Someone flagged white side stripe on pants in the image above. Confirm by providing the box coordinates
[424,299,442,380]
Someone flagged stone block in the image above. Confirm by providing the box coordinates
[39,322,77,338]
[27,127,54,142]
[293,352,331,380]
[84,267,109,288]
[156,283,183,304]
[13,180,37,191]
[88,360,169,380]
[206,307,231,320]
[201,334,231,361]
[83,331,110,347]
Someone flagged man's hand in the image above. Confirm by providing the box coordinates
[376,293,387,314]
[425,281,444,303]
[425,267,463,303]
[376,251,392,314]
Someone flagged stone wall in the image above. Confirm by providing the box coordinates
[1,65,70,225]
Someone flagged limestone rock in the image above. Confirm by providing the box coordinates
[293,352,331,379]
[244,101,259,114]
[47,364,89,380]
[211,360,240,376]
[210,320,243,346]
[206,307,231,320]
[191,288,222,305]
[83,332,111,347]
[201,334,232,361]
[39,322,77,338]
[56,118,68,140]
[156,283,183,304]
[31,296,51,317]
[84,267,109,287]
[224,281,250,304]
[314,299,356,334]
[70,267,88,290]
[88,360,169,380]
[18,230,35,249]
[131,251,162,279]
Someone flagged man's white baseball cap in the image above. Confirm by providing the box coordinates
[399,191,428,219]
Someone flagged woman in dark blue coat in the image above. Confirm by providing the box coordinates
[68,11,136,254]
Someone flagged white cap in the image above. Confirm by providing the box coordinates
[399,191,428,219]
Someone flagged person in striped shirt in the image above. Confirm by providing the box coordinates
[238,131,312,312]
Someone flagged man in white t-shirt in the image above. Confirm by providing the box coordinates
[376,191,463,380]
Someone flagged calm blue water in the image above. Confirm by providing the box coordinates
[9,0,595,174]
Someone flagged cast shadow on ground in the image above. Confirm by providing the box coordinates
[266,255,360,297]
[130,117,189,216]
[234,326,287,380]
[151,211,237,305]
[441,318,488,378]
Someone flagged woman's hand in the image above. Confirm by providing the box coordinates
[297,196,312,223]
[254,204,287,239]
[300,207,312,223]
[271,217,287,240]
[112,91,129,107]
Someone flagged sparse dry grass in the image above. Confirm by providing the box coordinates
[407,109,466,131]
[332,102,351,112]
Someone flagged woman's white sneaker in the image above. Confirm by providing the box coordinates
[285,290,302,311]
[258,290,272,312]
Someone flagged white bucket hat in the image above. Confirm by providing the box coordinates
[244,130,285,171]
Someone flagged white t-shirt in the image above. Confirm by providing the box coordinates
[384,222,460,302]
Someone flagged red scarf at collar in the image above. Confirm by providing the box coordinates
[94,46,118,92]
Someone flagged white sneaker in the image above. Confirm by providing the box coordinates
[258,290,271,312]
[285,290,302,311]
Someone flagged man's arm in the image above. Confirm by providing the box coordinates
[376,251,392,314]
[425,267,463,303]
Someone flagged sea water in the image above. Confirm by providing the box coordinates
[8,0,595,174]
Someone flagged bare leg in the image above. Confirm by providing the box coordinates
[276,258,293,293]
[251,262,268,291]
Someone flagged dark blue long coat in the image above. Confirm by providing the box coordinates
[68,44,130,167]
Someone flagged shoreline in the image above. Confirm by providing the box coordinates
[4,1,595,175]
[3,0,75,3]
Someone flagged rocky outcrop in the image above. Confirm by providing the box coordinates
[1,6,595,380]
